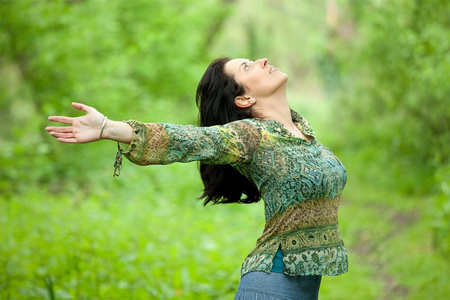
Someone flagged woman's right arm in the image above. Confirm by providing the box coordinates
[118,120,261,166]
[47,103,261,168]
[46,102,132,144]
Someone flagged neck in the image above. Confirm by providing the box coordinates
[253,88,293,127]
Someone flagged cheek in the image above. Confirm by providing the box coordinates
[246,74,266,89]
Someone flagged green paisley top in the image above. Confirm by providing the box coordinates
[118,110,348,277]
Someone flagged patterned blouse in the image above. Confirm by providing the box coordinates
[118,110,348,277]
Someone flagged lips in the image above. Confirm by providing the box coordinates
[269,67,278,74]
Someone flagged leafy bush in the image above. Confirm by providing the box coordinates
[323,0,450,254]
[0,0,230,195]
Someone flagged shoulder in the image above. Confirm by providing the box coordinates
[223,118,268,136]
[212,119,263,146]
[220,118,260,130]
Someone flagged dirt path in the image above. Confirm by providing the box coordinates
[347,201,421,299]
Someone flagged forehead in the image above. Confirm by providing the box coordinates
[224,58,249,75]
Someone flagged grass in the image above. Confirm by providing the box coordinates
[321,164,450,300]
[1,163,263,299]
[1,153,448,299]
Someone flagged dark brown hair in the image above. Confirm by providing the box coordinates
[196,57,261,205]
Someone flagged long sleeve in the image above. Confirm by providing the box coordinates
[118,119,261,166]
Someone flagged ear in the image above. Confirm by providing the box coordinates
[234,95,256,108]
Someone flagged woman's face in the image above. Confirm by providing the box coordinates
[224,58,287,99]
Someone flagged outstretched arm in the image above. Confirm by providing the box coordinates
[46,102,132,143]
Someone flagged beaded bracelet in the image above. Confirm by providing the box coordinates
[98,116,108,141]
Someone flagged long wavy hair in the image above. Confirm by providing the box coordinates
[196,57,261,206]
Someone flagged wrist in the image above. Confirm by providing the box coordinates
[98,116,108,141]
[103,120,133,143]
[102,119,113,140]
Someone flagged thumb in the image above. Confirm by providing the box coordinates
[71,102,91,114]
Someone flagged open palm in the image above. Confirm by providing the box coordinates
[46,102,105,143]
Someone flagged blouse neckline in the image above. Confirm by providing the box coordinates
[253,110,316,145]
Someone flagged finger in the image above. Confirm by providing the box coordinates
[45,126,72,133]
[57,137,79,143]
[48,131,74,139]
[48,116,74,124]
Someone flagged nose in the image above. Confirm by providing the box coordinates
[257,58,268,68]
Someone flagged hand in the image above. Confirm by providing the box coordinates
[46,102,106,143]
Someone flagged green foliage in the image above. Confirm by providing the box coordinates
[0,163,264,299]
[329,177,450,300]
[0,0,228,195]
[430,165,450,256]
[2,167,449,299]
[320,0,450,255]
[1,0,449,298]
[330,0,449,193]
[326,0,450,255]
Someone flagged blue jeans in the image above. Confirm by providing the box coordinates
[234,272,322,300]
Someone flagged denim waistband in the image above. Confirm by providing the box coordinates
[234,271,322,300]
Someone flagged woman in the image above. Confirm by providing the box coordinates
[46,57,348,299]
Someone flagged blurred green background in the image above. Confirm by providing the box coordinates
[1,0,449,299]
